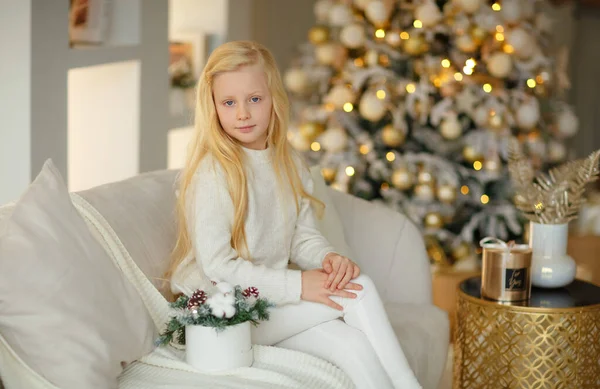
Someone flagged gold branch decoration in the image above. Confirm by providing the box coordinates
[508,137,600,224]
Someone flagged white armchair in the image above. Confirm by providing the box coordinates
[0,168,448,389]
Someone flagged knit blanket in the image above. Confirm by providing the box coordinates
[69,194,354,389]
[119,344,354,389]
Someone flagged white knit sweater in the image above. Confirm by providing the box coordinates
[171,148,335,305]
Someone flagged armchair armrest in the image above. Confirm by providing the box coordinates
[327,188,432,305]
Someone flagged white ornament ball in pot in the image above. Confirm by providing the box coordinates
[324,85,356,110]
[416,2,442,27]
[359,90,388,122]
[320,127,349,153]
[284,68,309,94]
[329,3,353,26]
[457,0,482,14]
[340,23,366,49]
[516,100,540,131]
[486,52,513,78]
[556,109,579,137]
[365,0,391,26]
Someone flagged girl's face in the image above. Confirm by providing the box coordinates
[212,64,272,150]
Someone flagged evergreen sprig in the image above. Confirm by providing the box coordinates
[156,285,274,347]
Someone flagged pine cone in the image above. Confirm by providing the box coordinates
[187,290,207,309]
[242,287,259,298]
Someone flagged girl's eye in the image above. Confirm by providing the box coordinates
[224,100,234,106]
[250,97,261,103]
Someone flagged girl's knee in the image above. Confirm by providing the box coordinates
[351,274,377,300]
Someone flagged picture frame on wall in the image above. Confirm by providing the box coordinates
[69,0,113,46]
[169,32,206,89]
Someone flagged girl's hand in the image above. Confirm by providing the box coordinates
[301,269,363,311]
[322,253,361,292]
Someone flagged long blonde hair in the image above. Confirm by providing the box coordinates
[164,40,321,283]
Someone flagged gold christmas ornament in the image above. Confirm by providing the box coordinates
[424,212,444,229]
[486,52,513,79]
[381,125,406,147]
[299,122,325,141]
[437,184,457,203]
[321,167,337,183]
[385,30,402,48]
[309,26,330,45]
[415,2,443,27]
[440,114,463,140]
[463,145,481,163]
[324,84,357,110]
[469,25,487,45]
[451,241,471,261]
[340,23,366,49]
[288,131,311,151]
[391,168,414,190]
[365,0,391,27]
[426,236,451,267]
[320,127,349,153]
[315,43,347,69]
[414,183,436,202]
[359,90,388,122]
[365,50,380,67]
[283,68,309,94]
[417,168,435,185]
[456,35,477,53]
[404,35,427,56]
[328,3,353,27]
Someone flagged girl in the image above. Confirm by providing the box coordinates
[165,40,421,389]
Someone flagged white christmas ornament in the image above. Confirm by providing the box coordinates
[516,99,540,130]
[314,0,334,22]
[456,35,477,53]
[487,52,513,78]
[416,2,442,27]
[315,43,340,65]
[440,113,463,140]
[506,28,534,59]
[329,3,353,26]
[325,85,356,109]
[548,140,567,162]
[354,0,371,10]
[359,90,388,122]
[473,105,490,127]
[340,23,366,49]
[501,0,523,24]
[365,1,391,25]
[414,184,435,202]
[284,68,309,94]
[320,127,348,152]
[288,131,311,151]
[556,109,579,137]
[457,0,482,14]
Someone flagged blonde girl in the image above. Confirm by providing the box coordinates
[165,40,421,389]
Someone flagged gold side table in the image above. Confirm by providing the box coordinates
[453,277,600,389]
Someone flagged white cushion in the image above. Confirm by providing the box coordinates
[309,166,354,259]
[0,160,155,389]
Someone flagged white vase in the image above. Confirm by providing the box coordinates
[185,322,253,372]
[528,222,576,288]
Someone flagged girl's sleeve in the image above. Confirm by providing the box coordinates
[192,162,302,305]
[289,167,337,270]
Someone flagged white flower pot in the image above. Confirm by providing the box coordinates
[185,322,253,372]
[528,222,576,288]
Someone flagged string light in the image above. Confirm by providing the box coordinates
[495,32,504,41]
[496,25,504,33]
[345,166,355,176]
[413,20,423,28]
[535,75,544,84]
[454,72,464,81]
[311,142,321,152]
[354,58,365,67]
[375,29,386,38]
[492,3,501,11]
[466,58,477,68]
[400,31,410,40]
[343,102,354,112]
[483,83,492,93]
[461,186,470,195]
[481,194,490,204]
[503,44,515,54]
[381,182,390,190]
[463,66,474,75]
[359,144,370,154]
[441,59,451,68]
[433,78,442,87]
[527,79,537,88]
[386,151,396,162]
[376,89,386,99]
[406,83,416,93]
[473,161,483,170]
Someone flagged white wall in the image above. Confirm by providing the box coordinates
[169,0,229,36]
[0,0,31,204]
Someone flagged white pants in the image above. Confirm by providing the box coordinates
[250,275,422,389]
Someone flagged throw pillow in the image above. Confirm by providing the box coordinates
[0,159,155,389]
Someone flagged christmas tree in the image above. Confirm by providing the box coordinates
[284,0,579,269]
